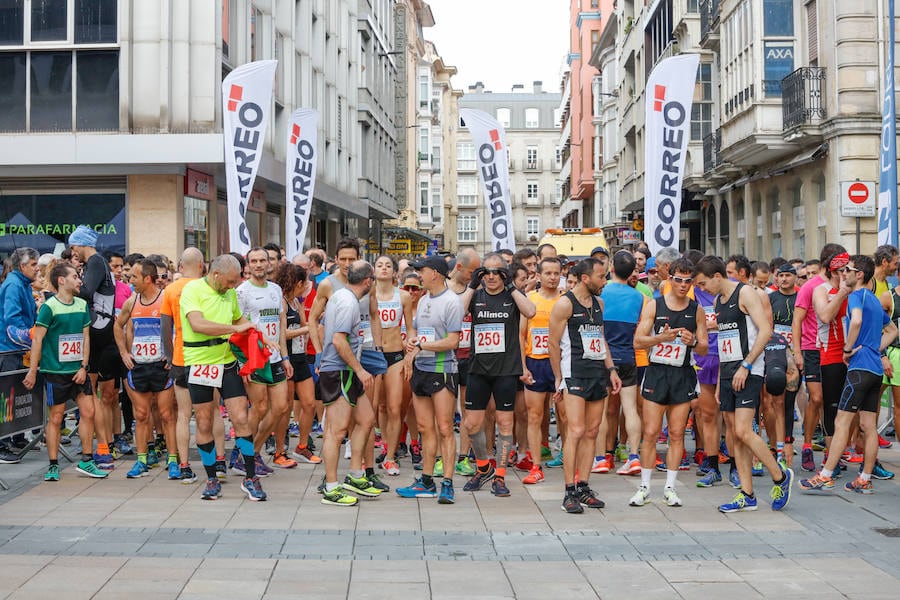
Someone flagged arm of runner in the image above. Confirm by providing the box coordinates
[693,302,709,356]
[185,311,253,337]
[510,287,536,319]
[791,305,805,369]
[307,280,330,354]
[548,295,571,394]
[842,305,863,363]
[78,259,104,302]
[419,331,460,354]
[160,315,175,364]
[813,282,849,324]
[23,326,46,390]
[74,325,90,385]
[333,332,373,392]
[633,299,667,350]
[401,290,416,342]
[369,292,384,348]
[519,314,532,382]
[279,300,293,379]
[114,294,136,370]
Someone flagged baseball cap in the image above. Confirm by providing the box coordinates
[646,257,657,270]
[591,246,610,257]
[765,367,787,396]
[410,255,450,278]
[776,263,797,275]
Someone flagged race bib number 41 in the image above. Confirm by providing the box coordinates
[58,333,84,363]
[189,364,224,388]
[717,329,742,362]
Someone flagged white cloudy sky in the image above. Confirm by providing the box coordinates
[427,0,570,94]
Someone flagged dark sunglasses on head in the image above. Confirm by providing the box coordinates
[671,276,693,284]
[402,285,422,291]
[647,269,659,275]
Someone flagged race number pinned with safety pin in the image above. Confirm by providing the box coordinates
[189,364,224,388]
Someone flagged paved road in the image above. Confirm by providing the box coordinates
[1,434,899,599]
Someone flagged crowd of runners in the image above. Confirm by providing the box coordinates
[4,224,899,514]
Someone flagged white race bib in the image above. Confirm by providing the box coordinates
[580,329,606,360]
[259,315,279,342]
[418,326,436,357]
[188,364,224,388]
[530,327,549,356]
[474,323,505,354]
[774,324,793,345]
[359,319,375,349]
[132,335,161,364]
[650,338,688,366]
[703,305,717,329]
[458,321,472,348]
[717,329,742,362]
[379,301,402,328]
[400,324,407,345]
[289,325,306,355]
[58,333,84,363]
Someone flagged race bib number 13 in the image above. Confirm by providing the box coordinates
[189,364,224,388]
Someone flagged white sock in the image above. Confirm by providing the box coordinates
[666,469,678,489]
[860,471,871,482]
[640,467,652,488]
[821,468,833,478]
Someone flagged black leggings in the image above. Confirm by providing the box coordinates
[820,363,847,437]
[783,388,798,443]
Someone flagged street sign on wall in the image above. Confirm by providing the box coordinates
[841,181,876,217]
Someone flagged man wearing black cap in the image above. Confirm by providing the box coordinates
[767,263,799,466]
[397,255,464,504]
[590,247,610,272]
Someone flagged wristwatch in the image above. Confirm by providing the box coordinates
[414,339,422,349]
[608,365,619,372]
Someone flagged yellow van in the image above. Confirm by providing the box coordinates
[537,228,609,260]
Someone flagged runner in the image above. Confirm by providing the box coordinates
[24,262,108,481]
[456,254,536,497]
[549,258,622,514]
[768,263,799,466]
[630,257,707,507]
[113,258,178,479]
[180,254,265,501]
[800,255,897,493]
[237,248,295,473]
[396,255,463,504]
[520,257,563,484]
[693,256,792,513]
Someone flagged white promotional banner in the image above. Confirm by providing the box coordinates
[459,108,516,252]
[643,53,700,255]
[285,109,319,259]
[222,59,277,255]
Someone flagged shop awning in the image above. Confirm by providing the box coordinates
[384,226,432,243]
[768,142,829,177]
[623,199,644,213]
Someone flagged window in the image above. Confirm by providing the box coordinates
[525,107,539,128]
[75,0,116,43]
[496,107,511,128]
[418,126,429,157]
[687,0,699,12]
[457,176,478,206]
[32,0,66,42]
[526,146,538,169]
[527,217,540,237]
[527,181,539,200]
[457,142,476,170]
[764,0,794,36]
[553,107,562,128]
[419,180,429,219]
[458,215,477,242]
[555,147,561,168]
[591,30,600,56]
[418,73,429,106]
[0,1,24,44]
[432,189,442,223]
[691,62,712,141]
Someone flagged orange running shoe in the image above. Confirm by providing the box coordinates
[272,452,298,468]
[522,466,545,484]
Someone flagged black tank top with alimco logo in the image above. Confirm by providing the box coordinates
[468,288,522,376]
[715,283,752,379]
[649,297,698,369]
[561,291,606,379]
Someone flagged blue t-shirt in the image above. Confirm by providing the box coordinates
[600,281,644,365]
[845,288,890,374]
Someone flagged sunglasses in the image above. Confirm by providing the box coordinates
[647,269,658,275]
[157,273,169,280]
[484,268,504,276]
[840,266,861,273]
[671,276,693,284]
[402,285,422,291]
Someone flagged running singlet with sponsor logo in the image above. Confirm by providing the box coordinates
[129,291,165,365]
[413,286,463,374]
[817,285,846,366]
[378,288,403,328]
[237,280,284,363]
[769,290,797,347]
[525,291,559,359]
[715,283,763,378]
[600,281,644,366]
[35,295,91,375]
[468,288,522,376]
[649,297,698,368]
[560,291,607,379]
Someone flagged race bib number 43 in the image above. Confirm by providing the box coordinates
[474,323,505,354]
[58,333,84,363]
[580,330,606,360]
[189,364,224,388]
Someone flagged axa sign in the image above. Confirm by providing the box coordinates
[765,47,794,60]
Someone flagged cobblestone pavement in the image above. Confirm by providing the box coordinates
[1,437,899,599]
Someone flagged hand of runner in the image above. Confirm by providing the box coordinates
[72,367,86,385]
[609,370,622,395]
[521,369,534,385]
[233,321,255,334]
[658,324,679,343]
[468,267,486,289]
[732,366,748,391]
[283,359,294,380]
[358,368,374,393]
[678,328,694,347]
[402,356,414,381]
[23,368,36,390]
[120,351,135,371]
[883,355,894,379]
[792,351,804,371]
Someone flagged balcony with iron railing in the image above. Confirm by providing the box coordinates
[703,129,721,174]
[699,0,720,48]
[782,67,826,130]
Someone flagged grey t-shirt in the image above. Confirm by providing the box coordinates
[319,287,361,372]
[413,285,464,373]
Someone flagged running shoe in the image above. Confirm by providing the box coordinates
[367,473,391,493]
[679,452,691,471]
[811,438,826,452]
[375,442,387,464]
[342,474,382,497]
[464,466,496,492]
[718,491,758,513]
[288,421,300,437]
[844,475,874,494]
[655,457,667,473]
[577,485,605,509]
[433,458,444,477]
[562,492,584,514]
[801,448,816,472]
[396,477,438,498]
[241,476,267,501]
[167,461,181,480]
[76,459,109,478]
[658,428,668,444]
[718,439,730,462]
[201,477,221,500]
[751,461,764,477]
[114,436,134,456]
[126,460,149,479]
[146,447,159,468]
[44,464,60,482]
[292,445,322,464]
[696,470,722,487]
[230,453,246,476]
[491,476,511,497]
[540,445,553,461]
[272,452,298,468]
[869,461,895,480]
[614,444,629,463]
[798,472,834,491]
[93,452,114,470]
[410,441,423,469]
[546,452,564,468]
[110,446,121,461]
[843,448,864,463]
[311,422,324,437]
[381,459,401,476]
[316,476,326,494]
[396,443,409,459]
[693,449,706,468]
[180,466,198,484]
[515,453,534,472]
[728,468,741,489]
[438,479,455,504]
[616,457,641,476]
[523,464,545,483]
[215,460,228,480]
[455,457,476,476]
[254,454,274,477]
[770,467,793,511]
[878,434,892,449]
[663,486,683,507]
[592,455,613,474]
[322,486,358,507]
[629,485,650,507]
[507,448,518,466]
[265,435,276,456]
[696,459,712,476]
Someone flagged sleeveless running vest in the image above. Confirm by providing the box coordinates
[525,291,558,359]
[560,290,607,379]
[715,283,763,378]
[378,288,403,328]
[130,291,164,364]
[769,290,797,346]
[649,297,698,369]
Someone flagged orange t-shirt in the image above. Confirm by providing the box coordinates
[160,276,195,366]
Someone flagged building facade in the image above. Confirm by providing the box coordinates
[456,82,562,254]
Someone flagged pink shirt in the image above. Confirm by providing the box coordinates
[114,280,132,311]
[795,274,826,350]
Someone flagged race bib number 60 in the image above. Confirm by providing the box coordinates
[189,364,224,388]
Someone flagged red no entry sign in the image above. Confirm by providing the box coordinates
[848,182,869,204]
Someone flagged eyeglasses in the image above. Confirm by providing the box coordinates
[840,266,861,273]
[157,273,169,280]
[484,268,504,276]
[671,276,693,284]
[402,285,422,291]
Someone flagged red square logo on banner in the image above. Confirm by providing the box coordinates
[227,85,244,112]
[653,85,666,112]
[489,129,502,150]
[290,124,300,144]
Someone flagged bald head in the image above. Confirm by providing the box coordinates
[293,254,311,268]
[180,247,204,277]
[453,248,481,283]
